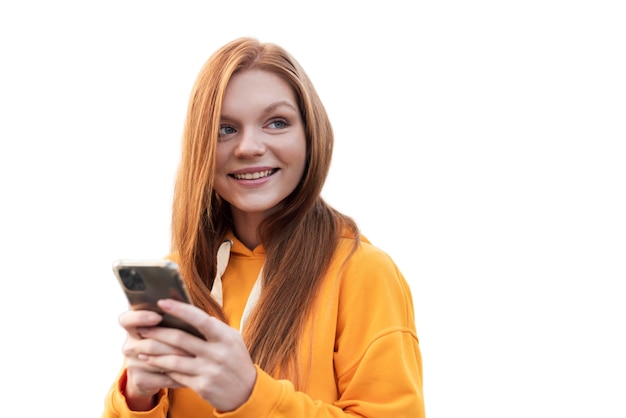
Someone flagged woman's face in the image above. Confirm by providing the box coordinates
[214,69,307,222]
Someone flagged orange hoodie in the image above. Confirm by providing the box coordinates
[102,231,425,417]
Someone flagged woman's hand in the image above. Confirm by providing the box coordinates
[134,299,258,412]
[118,309,189,410]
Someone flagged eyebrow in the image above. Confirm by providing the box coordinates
[221,100,299,122]
[264,100,299,113]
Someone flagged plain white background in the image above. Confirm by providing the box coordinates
[1,1,624,417]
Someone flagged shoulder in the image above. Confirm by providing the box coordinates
[333,233,416,329]
[337,232,406,289]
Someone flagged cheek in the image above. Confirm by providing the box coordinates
[215,145,232,174]
[213,147,230,196]
[297,141,308,176]
[287,136,307,171]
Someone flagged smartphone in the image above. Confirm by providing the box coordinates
[112,259,205,339]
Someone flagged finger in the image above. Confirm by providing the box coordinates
[138,336,191,357]
[131,355,170,375]
[127,344,191,382]
[126,361,185,392]
[138,352,200,378]
[133,327,195,357]
[119,310,163,338]
[122,330,189,372]
[156,299,224,342]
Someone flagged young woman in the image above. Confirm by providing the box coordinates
[102,37,425,417]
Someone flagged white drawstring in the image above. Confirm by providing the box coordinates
[210,239,232,307]
[210,239,263,332]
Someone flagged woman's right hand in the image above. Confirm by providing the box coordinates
[118,309,189,410]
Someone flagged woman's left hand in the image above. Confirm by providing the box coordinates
[136,299,257,412]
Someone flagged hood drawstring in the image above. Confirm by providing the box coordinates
[210,239,263,332]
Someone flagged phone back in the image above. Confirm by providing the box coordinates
[112,259,204,339]
[113,259,190,310]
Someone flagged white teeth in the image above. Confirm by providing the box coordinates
[233,170,273,180]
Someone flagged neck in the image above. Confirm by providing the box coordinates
[231,211,264,250]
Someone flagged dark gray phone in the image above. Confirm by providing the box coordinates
[112,259,205,339]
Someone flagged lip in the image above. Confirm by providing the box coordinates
[229,167,278,184]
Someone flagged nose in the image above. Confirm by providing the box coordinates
[233,127,265,158]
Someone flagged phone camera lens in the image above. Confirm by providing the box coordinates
[119,268,146,291]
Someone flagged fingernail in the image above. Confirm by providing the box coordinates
[157,299,173,310]
[146,313,162,323]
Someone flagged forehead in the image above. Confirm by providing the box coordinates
[222,69,298,113]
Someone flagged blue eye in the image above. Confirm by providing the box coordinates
[268,119,288,129]
[219,125,237,136]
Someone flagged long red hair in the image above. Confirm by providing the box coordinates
[170,37,358,382]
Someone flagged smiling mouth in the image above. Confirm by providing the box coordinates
[231,169,277,180]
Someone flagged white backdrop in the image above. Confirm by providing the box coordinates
[1,1,624,417]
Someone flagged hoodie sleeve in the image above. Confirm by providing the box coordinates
[100,369,171,418]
